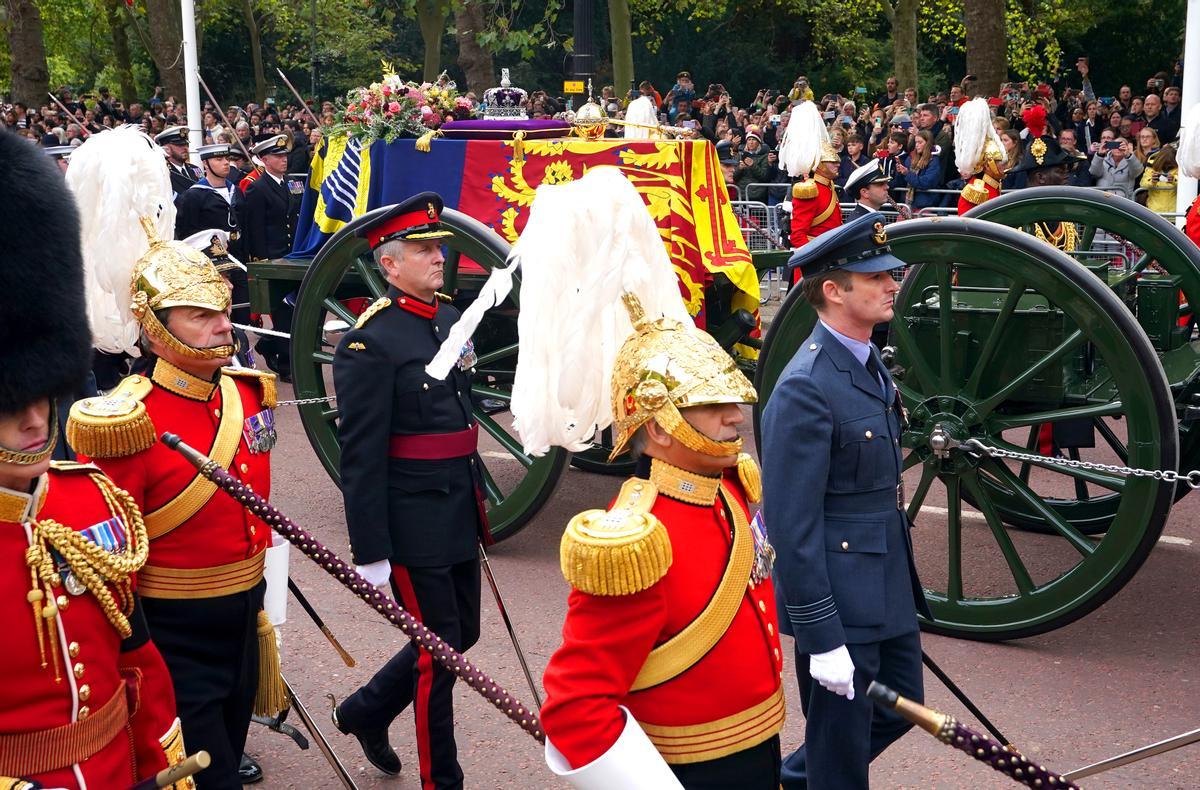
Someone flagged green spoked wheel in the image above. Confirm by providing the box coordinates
[755,218,1177,640]
[290,206,568,542]
[964,187,1200,533]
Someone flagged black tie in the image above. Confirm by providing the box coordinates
[866,347,889,399]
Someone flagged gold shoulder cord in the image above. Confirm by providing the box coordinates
[24,474,149,678]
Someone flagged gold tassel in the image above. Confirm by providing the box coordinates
[415,129,442,153]
[512,129,527,165]
[66,375,157,459]
[736,453,762,504]
[960,178,989,206]
[253,610,289,717]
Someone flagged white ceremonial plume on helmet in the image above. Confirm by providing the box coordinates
[623,95,659,139]
[65,125,176,356]
[426,166,690,455]
[1176,102,1200,178]
[954,97,1003,176]
[777,100,825,178]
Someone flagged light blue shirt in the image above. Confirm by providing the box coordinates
[820,320,885,394]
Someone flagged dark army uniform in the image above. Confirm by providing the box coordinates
[331,193,486,790]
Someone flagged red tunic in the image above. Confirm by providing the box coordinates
[0,465,178,788]
[1186,194,1200,248]
[956,173,1002,215]
[790,175,843,284]
[541,466,783,769]
[82,362,272,587]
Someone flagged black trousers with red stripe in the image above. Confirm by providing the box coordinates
[338,559,481,790]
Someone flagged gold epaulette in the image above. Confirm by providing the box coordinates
[434,291,453,303]
[960,178,989,206]
[736,453,762,504]
[221,367,278,409]
[560,478,672,596]
[49,460,101,474]
[792,180,818,200]
[0,777,40,790]
[354,297,392,329]
[67,374,156,459]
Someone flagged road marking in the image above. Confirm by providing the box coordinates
[481,451,518,461]
[917,505,1193,546]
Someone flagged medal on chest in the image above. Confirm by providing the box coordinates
[749,511,776,585]
[242,408,277,454]
[54,517,127,595]
[457,339,478,371]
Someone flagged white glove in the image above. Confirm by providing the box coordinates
[355,560,392,588]
[810,645,856,700]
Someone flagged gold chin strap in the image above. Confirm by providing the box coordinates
[0,407,59,466]
[655,399,744,458]
[133,298,237,362]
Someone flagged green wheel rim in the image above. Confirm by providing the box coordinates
[290,206,568,542]
[755,218,1177,640]
[963,187,1200,533]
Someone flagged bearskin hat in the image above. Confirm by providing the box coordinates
[0,130,93,414]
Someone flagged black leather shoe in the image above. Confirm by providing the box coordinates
[330,697,402,776]
[239,753,264,784]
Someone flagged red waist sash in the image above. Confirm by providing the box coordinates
[388,424,479,459]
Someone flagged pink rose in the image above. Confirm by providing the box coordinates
[382,85,392,96]
[389,101,401,113]
[420,105,434,119]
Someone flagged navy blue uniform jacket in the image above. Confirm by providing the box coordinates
[762,321,930,655]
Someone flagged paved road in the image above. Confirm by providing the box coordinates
[245,380,1200,789]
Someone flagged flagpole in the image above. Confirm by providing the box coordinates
[180,0,204,160]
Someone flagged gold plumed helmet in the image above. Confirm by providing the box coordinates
[609,293,756,460]
[130,217,235,361]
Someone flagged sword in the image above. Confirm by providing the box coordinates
[1063,726,1200,781]
[289,576,356,666]
[921,650,1013,748]
[195,71,255,163]
[479,543,542,708]
[47,93,90,137]
[127,751,210,789]
[282,675,359,789]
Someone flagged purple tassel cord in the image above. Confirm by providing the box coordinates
[161,433,545,744]
[867,682,1077,788]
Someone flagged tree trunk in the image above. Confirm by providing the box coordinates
[453,1,493,94]
[416,0,450,83]
[5,0,49,107]
[891,0,918,97]
[608,0,634,97]
[104,0,138,105]
[144,0,187,103]
[242,0,267,104]
[964,0,1007,96]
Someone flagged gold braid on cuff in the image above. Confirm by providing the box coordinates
[133,298,237,362]
[0,407,59,466]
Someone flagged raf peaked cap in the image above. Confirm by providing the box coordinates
[788,211,905,278]
[155,125,189,147]
[197,143,232,160]
[361,192,454,249]
[250,134,289,157]
[842,159,891,201]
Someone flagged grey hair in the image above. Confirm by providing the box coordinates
[372,238,407,267]
[627,425,649,459]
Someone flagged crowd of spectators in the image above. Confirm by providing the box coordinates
[2,56,1187,214]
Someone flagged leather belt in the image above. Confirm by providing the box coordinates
[388,424,478,459]
[0,683,128,776]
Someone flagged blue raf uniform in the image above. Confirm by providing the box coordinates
[761,212,931,789]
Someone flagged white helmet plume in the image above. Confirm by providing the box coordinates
[65,126,176,355]
[624,96,660,139]
[954,97,1003,176]
[777,100,826,177]
[1176,103,1200,178]
[426,167,689,455]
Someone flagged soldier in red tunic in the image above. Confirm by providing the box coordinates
[63,127,284,790]
[954,98,1008,215]
[780,101,844,284]
[426,167,784,788]
[0,129,191,789]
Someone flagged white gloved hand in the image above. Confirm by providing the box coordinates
[355,560,392,588]
[810,645,856,700]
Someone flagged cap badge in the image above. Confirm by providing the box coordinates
[1031,137,1047,165]
[872,222,888,245]
[427,202,438,221]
